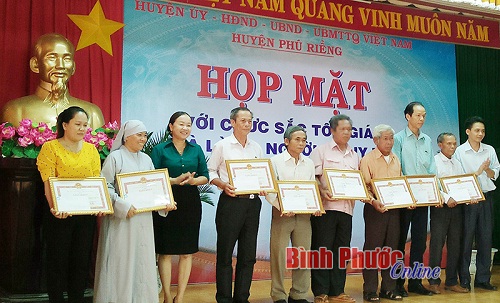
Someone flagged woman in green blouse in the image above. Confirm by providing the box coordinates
[152,111,209,303]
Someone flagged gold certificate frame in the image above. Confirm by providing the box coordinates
[116,169,175,213]
[226,159,278,195]
[276,180,325,214]
[371,177,416,209]
[323,169,370,200]
[406,175,441,206]
[439,173,485,204]
[49,177,113,215]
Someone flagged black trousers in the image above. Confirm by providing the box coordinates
[397,206,428,288]
[362,205,400,293]
[215,193,262,303]
[44,212,96,303]
[460,191,495,285]
[428,204,463,286]
[311,210,352,297]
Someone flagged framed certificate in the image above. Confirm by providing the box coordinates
[116,169,175,213]
[371,177,416,209]
[406,175,440,206]
[323,169,370,200]
[439,173,485,203]
[226,159,278,195]
[276,181,325,214]
[48,177,113,215]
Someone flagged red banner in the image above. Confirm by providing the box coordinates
[157,0,500,48]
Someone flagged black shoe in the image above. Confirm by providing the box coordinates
[288,297,311,303]
[274,300,287,303]
[396,285,408,297]
[379,290,403,301]
[408,284,433,296]
[363,291,380,302]
[475,282,498,291]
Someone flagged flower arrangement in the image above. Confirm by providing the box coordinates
[0,119,119,159]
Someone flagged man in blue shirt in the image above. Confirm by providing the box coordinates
[392,102,436,297]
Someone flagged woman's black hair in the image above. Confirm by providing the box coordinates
[167,111,191,137]
[56,106,88,139]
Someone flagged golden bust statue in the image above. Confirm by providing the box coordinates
[0,33,104,129]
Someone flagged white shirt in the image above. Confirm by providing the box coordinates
[207,133,263,184]
[434,152,464,204]
[455,140,500,193]
[266,150,315,210]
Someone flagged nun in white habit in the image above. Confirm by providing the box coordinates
[94,120,174,303]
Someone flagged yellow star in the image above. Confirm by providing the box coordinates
[68,0,124,56]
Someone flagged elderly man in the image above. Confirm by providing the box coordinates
[455,116,500,291]
[392,102,435,296]
[309,114,358,303]
[427,133,469,294]
[0,33,104,128]
[360,124,402,302]
[267,125,317,303]
[207,107,264,303]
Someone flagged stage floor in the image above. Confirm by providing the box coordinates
[160,265,500,303]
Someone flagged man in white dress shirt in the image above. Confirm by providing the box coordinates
[455,116,500,291]
[207,107,264,303]
[268,125,317,303]
[428,133,469,294]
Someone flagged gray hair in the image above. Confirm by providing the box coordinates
[437,132,456,144]
[284,125,307,140]
[230,107,253,120]
[329,114,352,130]
[372,124,395,138]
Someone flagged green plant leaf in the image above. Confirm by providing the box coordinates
[12,146,25,158]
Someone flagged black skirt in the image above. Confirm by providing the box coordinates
[153,185,202,255]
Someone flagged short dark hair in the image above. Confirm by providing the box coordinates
[329,114,352,131]
[284,125,307,140]
[56,106,88,138]
[464,116,485,130]
[404,102,424,118]
[436,132,455,144]
[230,107,253,120]
[167,111,191,137]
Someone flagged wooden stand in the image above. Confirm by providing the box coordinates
[0,157,47,301]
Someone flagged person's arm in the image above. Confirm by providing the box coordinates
[101,153,132,219]
[207,142,236,196]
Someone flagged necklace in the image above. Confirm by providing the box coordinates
[59,139,82,153]
[173,141,186,155]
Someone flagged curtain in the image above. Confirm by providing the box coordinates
[0,0,123,124]
[456,44,500,262]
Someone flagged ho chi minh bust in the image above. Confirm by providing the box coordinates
[0,33,104,129]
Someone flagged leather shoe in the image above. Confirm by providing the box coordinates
[396,285,408,297]
[274,300,287,303]
[408,284,433,296]
[288,298,312,303]
[428,284,441,294]
[475,282,498,291]
[444,284,469,293]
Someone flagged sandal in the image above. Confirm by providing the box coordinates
[379,290,403,301]
[363,291,380,302]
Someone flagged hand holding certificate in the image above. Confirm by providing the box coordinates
[116,169,175,213]
[371,177,416,209]
[49,177,113,215]
[226,159,278,195]
[323,169,370,200]
[439,174,485,203]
